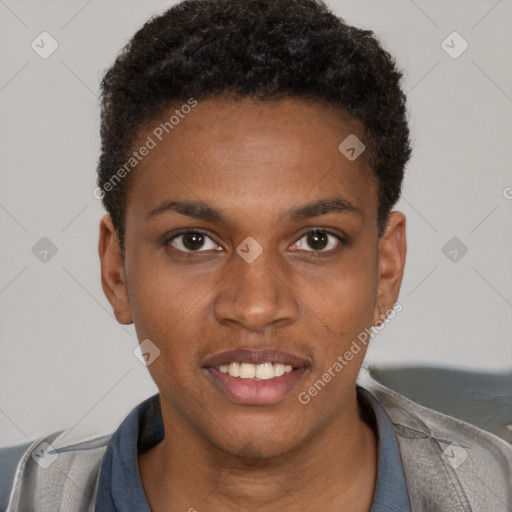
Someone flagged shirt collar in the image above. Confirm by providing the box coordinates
[357,386,412,511]
[95,388,411,511]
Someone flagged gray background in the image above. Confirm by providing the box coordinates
[1,0,511,446]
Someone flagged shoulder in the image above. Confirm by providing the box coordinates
[0,441,32,511]
[1,429,112,512]
[358,368,512,512]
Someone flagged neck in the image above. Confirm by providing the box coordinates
[139,390,377,512]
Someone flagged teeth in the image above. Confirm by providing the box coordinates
[228,362,240,377]
[239,363,256,378]
[274,363,285,377]
[255,362,274,380]
[218,362,295,379]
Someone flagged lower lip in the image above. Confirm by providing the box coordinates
[205,367,308,405]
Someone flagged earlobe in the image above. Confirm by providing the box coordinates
[373,211,407,325]
[98,214,133,325]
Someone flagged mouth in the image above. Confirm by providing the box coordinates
[202,348,310,405]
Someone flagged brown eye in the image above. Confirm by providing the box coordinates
[183,233,205,250]
[306,231,329,250]
[168,231,219,252]
[293,230,342,252]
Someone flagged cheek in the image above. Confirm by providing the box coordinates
[128,266,207,397]
[334,270,377,337]
[126,252,216,388]
[294,260,378,418]
[296,250,378,349]
[126,242,213,336]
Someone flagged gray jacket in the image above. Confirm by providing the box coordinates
[2,370,512,511]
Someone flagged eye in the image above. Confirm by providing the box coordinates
[166,230,221,253]
[291,229,344,252]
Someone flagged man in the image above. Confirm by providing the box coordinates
[2,0,511,510]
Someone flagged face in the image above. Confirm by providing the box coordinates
[99,97,406,459]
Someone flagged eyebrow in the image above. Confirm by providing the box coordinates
[146,196,362,223]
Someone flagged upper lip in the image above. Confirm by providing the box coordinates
[202,348,310,368]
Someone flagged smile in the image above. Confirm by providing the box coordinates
[203,349,310,405]
[218,362,294,380]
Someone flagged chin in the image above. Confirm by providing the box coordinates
[210,426,305,462]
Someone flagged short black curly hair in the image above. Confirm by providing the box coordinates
[97,0,411,258]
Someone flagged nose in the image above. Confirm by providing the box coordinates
[213,242,300,333]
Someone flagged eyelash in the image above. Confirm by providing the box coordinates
[164,228,347,255]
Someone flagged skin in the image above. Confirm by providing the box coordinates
[99,96,407,511]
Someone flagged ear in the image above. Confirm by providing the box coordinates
[98,214,133,324]
[373,211,406,324]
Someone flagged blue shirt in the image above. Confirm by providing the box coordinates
[94,387,411,511]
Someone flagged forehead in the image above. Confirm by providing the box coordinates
[125,97,377,222]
